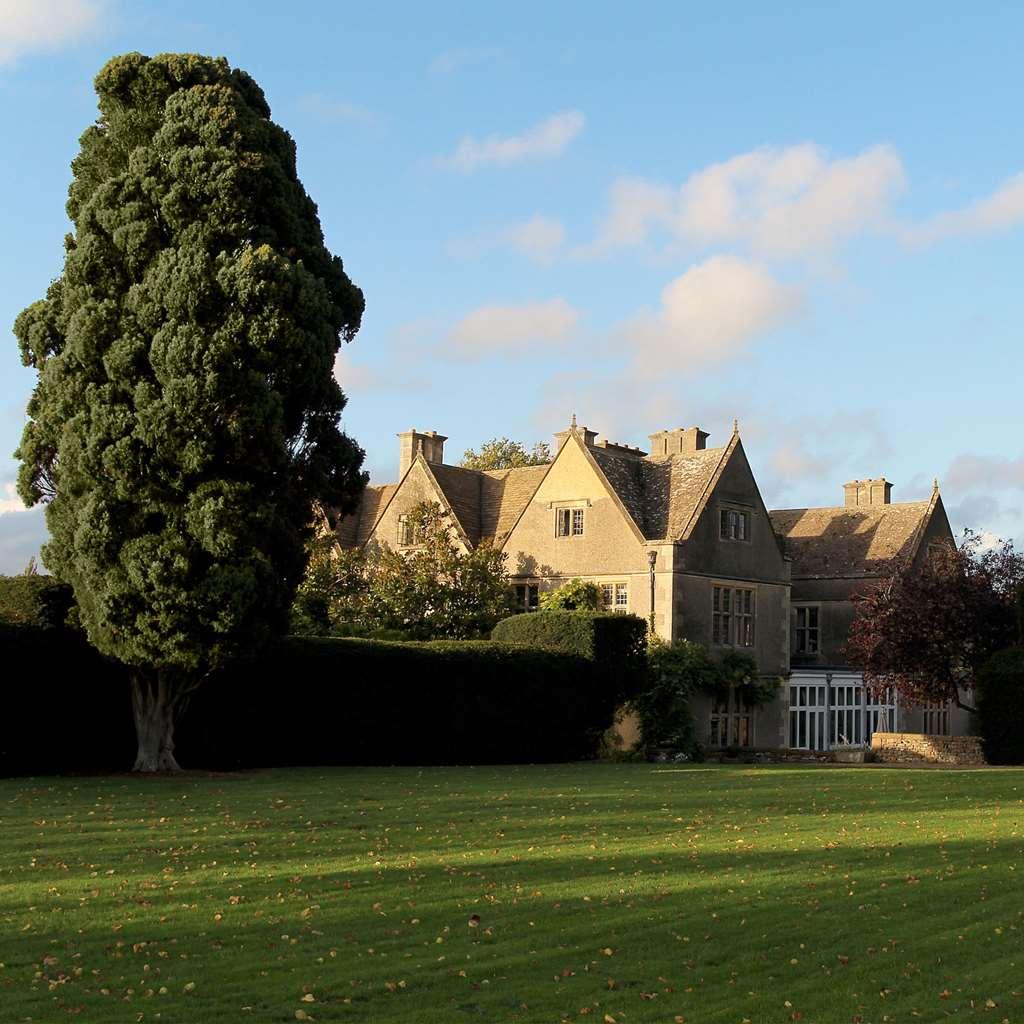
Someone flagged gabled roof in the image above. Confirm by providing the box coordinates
[341,423,766,550]
[427,463,483,545]
[587,435,733,541]
[347,484,398,545]
[340,458,552,550]
[480,465,551,544]
[769,493,939,579]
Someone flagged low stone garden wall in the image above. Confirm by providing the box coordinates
[871,732,986,765]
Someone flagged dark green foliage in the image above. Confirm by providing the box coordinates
[181,638,608,767]
[13,52,365,680]
[0,632,620,772]
[0,624,133,774]
[0,575,75,628]
[490,610,648,702]
[976,647,1024,765]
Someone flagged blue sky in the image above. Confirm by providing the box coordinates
[2,1,1023,572]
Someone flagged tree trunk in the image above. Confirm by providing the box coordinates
[130,669,183,772]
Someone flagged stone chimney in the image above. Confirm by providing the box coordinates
[594,439,648,459]
[843,478,892,508]
[553,417,598,452]
[647,426,709,457]
[398,428,447,476]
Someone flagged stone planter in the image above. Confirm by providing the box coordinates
[833,748,866,764]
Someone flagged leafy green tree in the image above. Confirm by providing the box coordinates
[13,53,366,771]
[296,502,516,639]
[459,438,551,470]
[539,578,602,611]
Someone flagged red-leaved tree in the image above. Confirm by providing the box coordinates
[845,530,1024,712]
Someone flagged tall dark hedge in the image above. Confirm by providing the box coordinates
[490,611,648,702]
[13,52,366,678]
[178,637,605,768]
[0,624,134,774]
[0,633,618,774]
[976,647,1024,765]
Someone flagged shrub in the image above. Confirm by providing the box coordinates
[976,647,1024,764]
[633,640,720,752]
[490,610,648,701]
[630,641,777,754]
[538,578,601,611]
[0,575,75,629]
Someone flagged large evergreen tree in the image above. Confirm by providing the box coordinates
[13,53,366,771]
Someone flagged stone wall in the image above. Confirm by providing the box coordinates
[871,732,986,765]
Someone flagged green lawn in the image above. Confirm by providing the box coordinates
[1,764,1022,1024]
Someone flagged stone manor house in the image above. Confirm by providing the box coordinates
[338,420,967,753]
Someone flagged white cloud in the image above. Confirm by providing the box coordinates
[769,440,831,483]
[438,110,585,172]
[975,529,1007,552]
[447,298,579,359]
[296,93,377,125]
[586,143,906,262]
[503,215,566,262]
[333,348,378,394]
[583,177,674,256]
[622,256,800,372]
[445,215,567,263]
[0,504,46,574]
[428,46,501,75]
[0,481,26,515]
[945,452,1024,493]
[901,172,1024,245]
[0,0,102,64]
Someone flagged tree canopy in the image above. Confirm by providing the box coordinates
[845,531,1024,711]
[459,438,551,470]
[294,502,516,639]
[13,52,366,769]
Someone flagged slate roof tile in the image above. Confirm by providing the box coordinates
[769,501,934,578]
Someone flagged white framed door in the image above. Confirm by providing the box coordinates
[789,682,827,751]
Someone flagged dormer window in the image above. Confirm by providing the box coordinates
[555,507,585,538]
[720,507,751,542]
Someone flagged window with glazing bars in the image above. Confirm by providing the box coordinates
[794,606,819,654]
[713,586,755,646]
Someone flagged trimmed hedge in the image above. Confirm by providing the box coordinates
[0,575,75,628]
[0,632,619,773]
[179,637,605,768]
[491,610,646,684]
[976,647,1024,765]
[0,623,133,774]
